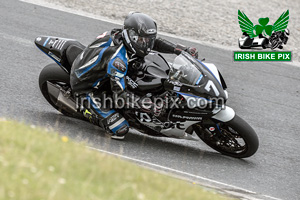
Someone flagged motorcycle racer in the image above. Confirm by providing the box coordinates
[70,12,198,139]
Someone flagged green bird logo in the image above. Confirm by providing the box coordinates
[238,10,289,38]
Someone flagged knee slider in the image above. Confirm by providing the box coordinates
[115,124,129,136]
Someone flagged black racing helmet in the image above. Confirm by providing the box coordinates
[122,12,157,57]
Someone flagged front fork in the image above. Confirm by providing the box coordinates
[193,106,236,139]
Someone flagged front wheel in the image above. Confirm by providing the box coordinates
[193,115,259,158]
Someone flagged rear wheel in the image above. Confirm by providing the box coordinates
[193,115,259,158]
[39,64,82,119]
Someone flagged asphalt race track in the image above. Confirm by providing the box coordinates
[0,1,299,199]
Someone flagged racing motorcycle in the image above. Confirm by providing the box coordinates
[35,36,259,158]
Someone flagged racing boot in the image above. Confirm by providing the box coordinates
[85,93,129,140]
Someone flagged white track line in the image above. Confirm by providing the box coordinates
[88,146,282,200]
[0,32,32,47]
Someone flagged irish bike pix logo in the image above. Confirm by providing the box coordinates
[234,10,292,62]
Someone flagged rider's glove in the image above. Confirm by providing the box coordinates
[174,44,199,59]
[186,47,198,59]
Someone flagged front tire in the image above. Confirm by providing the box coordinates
[193,115,259,158]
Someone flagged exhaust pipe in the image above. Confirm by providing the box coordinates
[47,82,77,113]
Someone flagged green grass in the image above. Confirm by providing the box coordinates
[0,119,233,200]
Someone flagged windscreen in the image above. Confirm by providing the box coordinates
[169,54,203,86]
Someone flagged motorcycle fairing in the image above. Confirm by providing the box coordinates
[164,52,227,101]
[127,52,169,95]
[200,62,222,86]
[211,106,235,122]
[239,36,266,48]
[134,111,197,139]
[35,36,85,72]
[168,108,213,121]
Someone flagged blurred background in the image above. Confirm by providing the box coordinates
[43,0,300,63]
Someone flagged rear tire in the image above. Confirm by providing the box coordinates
[194,115,259,158]
[39,64,80,118]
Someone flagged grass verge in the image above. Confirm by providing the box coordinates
[0,119,233,200]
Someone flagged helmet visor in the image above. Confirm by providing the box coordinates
[129,30,156,52]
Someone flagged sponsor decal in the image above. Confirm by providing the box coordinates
[36,37,42,42]
[235,10,291,61]
[126,76,138,89]
[48,40,54,46]
[136,112,185,130]
[97,31,108,39]
[59,40,67,50]
[173,86,181,91]
[234,51,291,61]
[48,52,61,62]
[52,39,58,48]
[53,39,67,50]
[171,114,202,121]
[107,113,119,125]
[209,127,215,132]
[113,58,126,72]
[137,112,152,123]
[146,29,156,34]
[169,80,182,91]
